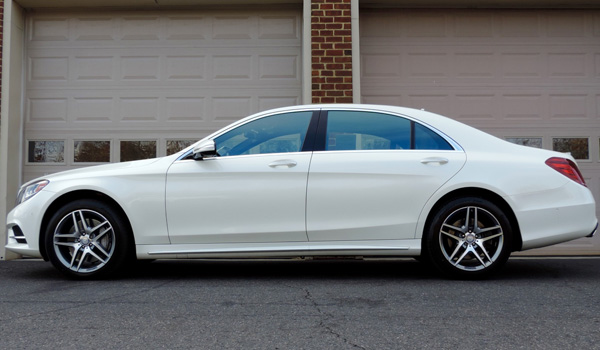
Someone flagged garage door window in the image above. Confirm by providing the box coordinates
[74,141,111,163]
[28,141,65,163]
[506,138,543,149]
[120,141,157,162]
[552,138,589,160]
[167,140,196,156]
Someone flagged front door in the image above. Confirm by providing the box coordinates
[165,111,315,244]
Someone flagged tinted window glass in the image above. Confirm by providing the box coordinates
[326,111,411,150]
[414,123,453,150]
[326,111,453,151]
[214,111,312,157]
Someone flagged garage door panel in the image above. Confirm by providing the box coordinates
[546,12,587,37]
[25,90,301,128]
[27,50,301,87]
[365,89,598,130]
[28,11,300,47]
[361,9,600,255]
[361,10,592,43]
[363,50,599,85]
[24,9,302,181]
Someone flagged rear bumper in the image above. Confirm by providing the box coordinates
[510,181,597,251]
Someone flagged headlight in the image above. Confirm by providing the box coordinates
[16,180,49,205]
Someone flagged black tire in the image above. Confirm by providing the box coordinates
[44,199,133,279]
[424,197,512,279]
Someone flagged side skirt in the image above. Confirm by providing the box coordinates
[136,239,421,259]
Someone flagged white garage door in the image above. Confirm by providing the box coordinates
[361,9,600,254]
[24,9,302,181]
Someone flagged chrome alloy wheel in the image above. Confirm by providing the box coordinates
[53,209,116,273]
[438,206,504,271]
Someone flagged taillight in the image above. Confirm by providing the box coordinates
[545,157,587,187]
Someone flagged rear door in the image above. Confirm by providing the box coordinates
[306,110,466,241]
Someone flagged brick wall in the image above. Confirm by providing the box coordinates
[311,0,353,104]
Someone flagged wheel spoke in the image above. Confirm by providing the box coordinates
[77,210,90,231]
[69,246,82,268]
[441,229,461,241]
[75,250,88,272]
[448,242,464,261]
[54,232,79,239]
[89,221,109,235]
[442,223,465,233]
[472,249,487,267]
[477,225,501,234]
[480,232,503,242]
[55,242,78,248]
[92,227,111,241]
[92,242,110,259]
[71,212,81,234]
[475,241,493,264]
[464,207,471,231]
[87,249,107,264]
[453,247,471,266]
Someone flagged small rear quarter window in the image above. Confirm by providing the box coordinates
[414,123,453,150]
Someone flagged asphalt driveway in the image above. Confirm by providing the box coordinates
[0,257,599,350]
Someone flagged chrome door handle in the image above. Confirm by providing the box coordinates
[268,159,297,168]
[420,157,449,166]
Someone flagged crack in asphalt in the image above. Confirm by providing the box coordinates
[0,278,179,322]
[301,287,367,350]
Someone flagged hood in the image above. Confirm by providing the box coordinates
[25,158,164,186]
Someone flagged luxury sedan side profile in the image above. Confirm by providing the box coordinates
[6,105,598,279]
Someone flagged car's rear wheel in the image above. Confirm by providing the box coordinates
[425,197,512,279]
[45,199,132,279]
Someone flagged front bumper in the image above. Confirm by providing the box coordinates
[5,191,55,259]
[6,224,43,258]
[586,223,598,238]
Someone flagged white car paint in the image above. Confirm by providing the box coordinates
[166,152,312,244]
[306,150,466,241]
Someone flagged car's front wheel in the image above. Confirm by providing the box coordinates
[45,199,132,279]
[425,197,512,279]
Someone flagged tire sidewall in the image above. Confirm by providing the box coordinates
[425,197,513,279]
[45,199,132,279]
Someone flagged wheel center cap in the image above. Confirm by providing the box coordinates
[465,233,476,244]
[80,236,90,245]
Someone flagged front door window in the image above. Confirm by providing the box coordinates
[215,111,313,157]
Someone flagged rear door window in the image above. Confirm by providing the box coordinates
[325,111,453,151]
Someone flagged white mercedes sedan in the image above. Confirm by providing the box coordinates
[6,105,598,279]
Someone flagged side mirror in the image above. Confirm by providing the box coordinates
[192,140,217,160]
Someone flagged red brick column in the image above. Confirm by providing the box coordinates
[311,0,353,104]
